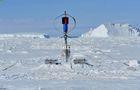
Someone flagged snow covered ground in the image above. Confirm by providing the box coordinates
[0,34,140,89]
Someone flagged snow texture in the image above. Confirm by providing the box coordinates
[0,33,140,89]
[0,33,49,39]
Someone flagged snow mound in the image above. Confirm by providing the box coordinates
[81,23,140,38]
[125,60,139,67]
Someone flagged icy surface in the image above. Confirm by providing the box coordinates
[82,23,140,38]
[0,33,49,39]
[0,35,140,89]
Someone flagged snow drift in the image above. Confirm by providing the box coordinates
[82,23,140,38]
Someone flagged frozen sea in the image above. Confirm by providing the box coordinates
[0,36,140,90]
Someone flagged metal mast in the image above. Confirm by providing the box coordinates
[62,11,70,62]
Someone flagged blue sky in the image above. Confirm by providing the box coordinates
[0,0,140,35]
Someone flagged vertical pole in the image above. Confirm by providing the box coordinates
[62,11,70,62]
[64,11,68,62]
[64,11,67,17]
[64,11,68,48]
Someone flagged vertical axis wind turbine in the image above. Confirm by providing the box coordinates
[54,11,76,62]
